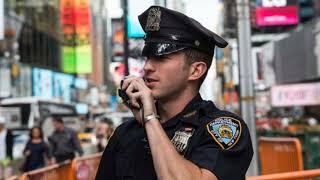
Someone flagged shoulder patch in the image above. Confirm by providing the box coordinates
[206,117,242,150]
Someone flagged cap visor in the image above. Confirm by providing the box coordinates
[142,42,186,57]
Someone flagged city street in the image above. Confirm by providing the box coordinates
[1,0,320,179]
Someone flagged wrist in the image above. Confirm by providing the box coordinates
[143,112,159,125]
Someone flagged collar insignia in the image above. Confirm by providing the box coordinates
[206,117,242,150]
[183,111,197,118]
[171,128,194,154]
[146,7,161,31]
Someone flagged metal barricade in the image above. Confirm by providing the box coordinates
[5,176,19,180]
[259,137,304,175]
[17,153,102,180]
[20,160,73,180]
[247,169,320,180]
[73,153,102,180]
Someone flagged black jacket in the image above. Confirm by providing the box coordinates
[5,130,13,159]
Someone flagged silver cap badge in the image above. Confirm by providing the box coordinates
[145,7,161,31]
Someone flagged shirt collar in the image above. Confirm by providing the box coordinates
[162,94,204,128]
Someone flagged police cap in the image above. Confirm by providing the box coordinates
[138,6,228,58]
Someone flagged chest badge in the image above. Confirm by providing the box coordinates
[171,128,194,153]
[207,117,242,150]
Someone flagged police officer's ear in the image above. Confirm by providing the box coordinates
[188,61,207,81]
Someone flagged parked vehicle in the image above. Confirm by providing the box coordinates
[0,97,80,158]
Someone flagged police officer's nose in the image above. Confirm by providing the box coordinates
[143,58,155,73]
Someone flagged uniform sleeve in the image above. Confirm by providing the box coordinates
[95,125,121,180]
[188,117,253,180]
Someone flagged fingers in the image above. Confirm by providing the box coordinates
[125,80,145,108]
[121,76,153,113]
[121,76,145,90]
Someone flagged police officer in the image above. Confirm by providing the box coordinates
[95,6,253,180]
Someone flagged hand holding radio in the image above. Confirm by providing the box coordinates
[119,76,157,124]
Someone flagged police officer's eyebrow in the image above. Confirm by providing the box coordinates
[158,55,171,59]
[146,55,171,61]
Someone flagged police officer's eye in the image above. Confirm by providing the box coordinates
[158,55,170,60]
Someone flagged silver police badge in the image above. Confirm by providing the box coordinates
[145,7,161,31]
[171,129,193,153]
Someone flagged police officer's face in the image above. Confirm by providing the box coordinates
[143,51,190,100]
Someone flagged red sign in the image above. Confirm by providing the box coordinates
[255,6,299,26]
[61,0,91,44]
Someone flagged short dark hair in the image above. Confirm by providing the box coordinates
[52,117,64,124]
[29,126,44,140]
[101,117,114,126]
[182,48,212,85]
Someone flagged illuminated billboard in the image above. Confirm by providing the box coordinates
[61,0,92,73]
[32,68,53,98]
[255,0,299,26]
[53,72,74,103]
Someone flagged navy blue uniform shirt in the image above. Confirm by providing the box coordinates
[95,94,253,180]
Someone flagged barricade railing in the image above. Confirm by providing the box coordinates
[73,153,102,180]
[5,176,19,180]
[258,137,303,175]
[247,169,320,180]
[19,153,103,180]
[20,160,73,180]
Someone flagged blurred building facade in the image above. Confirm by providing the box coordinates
[0,0,111,116]
[221,0,320,170]
[221,0,320,113]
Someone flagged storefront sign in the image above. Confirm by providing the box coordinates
[255,0,298,26]
[271,82,320,107]
[255,6,298,26]
[262,0,287,7]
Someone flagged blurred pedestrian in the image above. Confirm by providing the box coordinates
[105,119,115,139]
[0,116,13,161]
[96,118,114,152]
[22,127,53,172]
[48,117,83,163]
